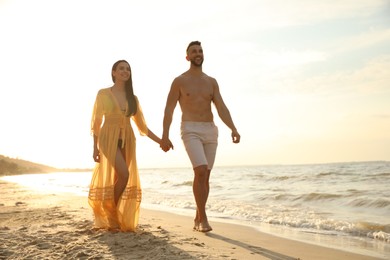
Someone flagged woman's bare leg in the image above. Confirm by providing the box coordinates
[114,146,129,205]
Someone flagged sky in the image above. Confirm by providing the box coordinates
[0,0,389,169]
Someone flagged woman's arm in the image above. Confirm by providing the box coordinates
[92,134,100,162]
[147,128,162,145]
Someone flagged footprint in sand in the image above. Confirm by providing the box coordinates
[194,242,205,247]
[0,226,10,231]
[36,242,52,250]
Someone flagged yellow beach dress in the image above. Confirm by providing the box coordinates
[88,87,148,231]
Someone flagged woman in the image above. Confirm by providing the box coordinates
[89,60,162,231]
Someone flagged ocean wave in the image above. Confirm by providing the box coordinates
[293,192,343,202]
[172,181,193,187]
[269,175,295,181]
[215,202,390,243]
[372,231,390,242]
[348,198,390,209]
[372,172,390,178]
[316,172,339,177]
[143,190,390,244]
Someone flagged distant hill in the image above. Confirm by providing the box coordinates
[0,155,91,176]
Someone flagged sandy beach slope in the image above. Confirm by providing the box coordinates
[0,180,383,260]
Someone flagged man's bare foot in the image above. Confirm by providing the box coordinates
[198,222,212,232]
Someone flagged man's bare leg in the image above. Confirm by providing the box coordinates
[194,169,211,228]
[193,165,212,232]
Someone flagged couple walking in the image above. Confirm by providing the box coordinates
[88,41,241,232]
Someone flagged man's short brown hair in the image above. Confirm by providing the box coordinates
[186,41,201,53]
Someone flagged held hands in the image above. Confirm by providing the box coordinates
[160,137,174,152]
[232,130,241,144]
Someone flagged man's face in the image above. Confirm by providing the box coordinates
[186,45,204,66]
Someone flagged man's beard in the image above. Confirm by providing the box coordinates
[191,58,203,67]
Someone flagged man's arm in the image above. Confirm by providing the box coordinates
[161,79,180,151]
[212,79,241,143]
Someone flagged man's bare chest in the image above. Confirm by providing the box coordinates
[180,83,213,100]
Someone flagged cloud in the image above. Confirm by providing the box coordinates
[259,0,388,27]
[331,28,390,54]
[353,56,390,92]
[131,0,389,39]
[371,114,390,119]
[259,49,327,67]
[293,55,390,94]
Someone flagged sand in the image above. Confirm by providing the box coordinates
[0,180,384,260]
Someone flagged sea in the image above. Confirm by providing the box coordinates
[2,161,389,259]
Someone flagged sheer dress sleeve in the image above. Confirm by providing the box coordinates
[132,96,148,136]
[91,90,104,137]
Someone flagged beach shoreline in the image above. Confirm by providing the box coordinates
[0,180,386,260]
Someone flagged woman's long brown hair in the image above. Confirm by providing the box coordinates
[111,60,137,117]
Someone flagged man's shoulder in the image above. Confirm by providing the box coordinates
[175,73,186,79]
[200,72,216,82]
[201,74,217,86]
[176,71,190,79]
[205,74,216,82]
[173,73,189,85]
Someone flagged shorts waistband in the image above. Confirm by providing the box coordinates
[181,121,215,127]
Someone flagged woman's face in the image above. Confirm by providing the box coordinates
[112,61,131,82]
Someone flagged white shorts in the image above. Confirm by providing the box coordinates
[181,121,218,170]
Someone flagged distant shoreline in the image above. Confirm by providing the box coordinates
[0,154,91,176]
[1,153,388,176]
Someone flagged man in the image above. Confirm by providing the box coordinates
[161,41,240,232]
